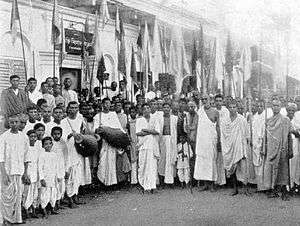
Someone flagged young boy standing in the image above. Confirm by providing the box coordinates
[34,123,46,149]
[0,115,31,224]
[39,137,60,217]
[177,136,193,188]
[51,127,68,209]
[23,130,41,219]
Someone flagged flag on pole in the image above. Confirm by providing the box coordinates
[207,39,216,93]
[115,7,120,41]
[10,0,20,45]
[136,23,142,50]
[152,18,163,83]
[117,12,126,77]
[158,24,168,71]
[58,17,66,67]
[191,37,198,76]
[142,21,151,90]
[198,25,205,93]
[91,9,101,60]
[51,0,60,45]
[225,33,233,96]
[84,15,89,34]
[97,54,106,84]
[130,45,137,85]
[100,0,110,30]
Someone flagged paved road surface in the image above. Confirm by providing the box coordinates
[29,186,300,226]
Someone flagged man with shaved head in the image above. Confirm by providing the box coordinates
[194,94,223,191]
[260,99,293,200]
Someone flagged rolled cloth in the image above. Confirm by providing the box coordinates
[96,126,130,149]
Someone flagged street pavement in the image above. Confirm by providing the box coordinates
[29,186,300,226]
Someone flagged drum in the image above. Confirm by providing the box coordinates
[95,126,130,149]
[74,134,100,157]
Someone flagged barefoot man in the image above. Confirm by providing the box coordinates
[194,94,222,191]
[222,99,249,195]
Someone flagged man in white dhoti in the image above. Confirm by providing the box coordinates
[251,100,266,188]
[158,102,178,185]
[0,115,30,224]
[93,98,125,187]
[214,94,228,186]
[286,103,300,190]
[61,101,91,208]
[222,100,249,195]
[136,103,160,192]
[194,94,222,191]
[115,102,131,184]
[129,107,139,185]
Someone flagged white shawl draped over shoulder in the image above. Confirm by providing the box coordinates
[194,107,217,181]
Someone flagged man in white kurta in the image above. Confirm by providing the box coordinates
[158,103,177,185]
[93,98,124,186]
[0,115,30,224]
[60,101,91,206]
[136,103,160,191]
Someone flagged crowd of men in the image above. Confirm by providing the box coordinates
[0,74,300,225]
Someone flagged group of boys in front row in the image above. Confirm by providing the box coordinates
[1,87,300,225]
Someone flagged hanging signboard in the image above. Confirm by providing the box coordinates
[65,29,94,56]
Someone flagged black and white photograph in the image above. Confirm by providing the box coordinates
[0,0,300,225]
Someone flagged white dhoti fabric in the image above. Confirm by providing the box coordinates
[23,182,39,209]
[66,163,82,197]
[0,175,23,224]
[138,149,158,190]
[158,135,176,184]
[131,162,138,184]
[40,187,57,208]
[178,168,190,183]
[97,140,117,186]
[290,113,300,187]
[80,157,91,186]
[56,180,65,201]
[194,107,218,181]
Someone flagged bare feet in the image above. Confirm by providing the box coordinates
[267,192,279,198]
[199,185,209,191]
[230,190,238,196]
[281,193,290,201]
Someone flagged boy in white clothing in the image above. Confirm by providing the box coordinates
[177,136,193,188]
[23,130,41,219]
[51,126,68,210]
[39,137,60,218]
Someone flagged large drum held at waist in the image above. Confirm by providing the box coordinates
[96,126,130,149]
[74,134,100,157]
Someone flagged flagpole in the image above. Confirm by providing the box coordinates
[32,51,35,78]
[117,40,120,94]
[81,26,84,88]
[18,10,28,81]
